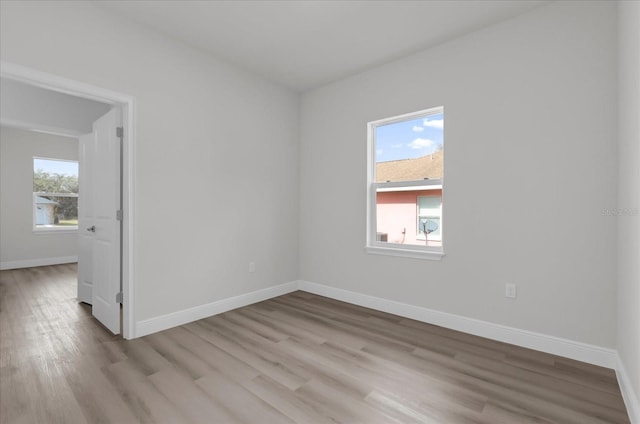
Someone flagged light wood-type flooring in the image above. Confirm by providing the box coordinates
[0,264,631,423]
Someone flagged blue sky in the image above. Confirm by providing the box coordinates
[375,112,444,163]
[34,158,78,177]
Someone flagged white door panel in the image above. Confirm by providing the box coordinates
[90,108,122,335]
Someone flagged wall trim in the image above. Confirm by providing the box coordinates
[0,256,78,270]
[297,280,618,369]
[135,281,298,338]
[617,353,640,424]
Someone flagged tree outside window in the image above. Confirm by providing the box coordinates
[33,157,79,230]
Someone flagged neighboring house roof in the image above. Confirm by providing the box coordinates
[376,150,443,182]
[35,196,59,205]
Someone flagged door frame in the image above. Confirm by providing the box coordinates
[1,60,137,339]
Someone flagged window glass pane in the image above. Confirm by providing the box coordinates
[372,108,443,248]
[33,158,78,193]
[35,195,78,227]
[418,196,441,215]
[375,112,443,183]
[33,158,79,230]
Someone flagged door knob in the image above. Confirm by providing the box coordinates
[86,225,96,232]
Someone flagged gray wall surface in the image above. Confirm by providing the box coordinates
[0,127,79,266]
[299,1,618,348]
[0,1,300,321]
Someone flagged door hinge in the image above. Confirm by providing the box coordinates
[116,210,123,221]
[116,292,123,303]
[116,126,124,139]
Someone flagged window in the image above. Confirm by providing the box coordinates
[366,106,444,259]
[33,157,79,232]
[417,195,442,241]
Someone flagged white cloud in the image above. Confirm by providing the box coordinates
[408,138,436,150]
[412,125,424,132]
[376,148,383,156]
[423,118,444,129]
[391,143,403,149]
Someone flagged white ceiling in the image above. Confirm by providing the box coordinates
[95,0,550,92]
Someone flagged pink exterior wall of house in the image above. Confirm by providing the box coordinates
[376,189,442,246]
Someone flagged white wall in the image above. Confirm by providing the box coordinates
[0,78,111,136]
[0,1,300,322]
[0,126,79,268]
[300,1,618,348]
[617,0,640,414]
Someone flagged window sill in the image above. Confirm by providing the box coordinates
[365,245,444,261]
[33,227,79,234]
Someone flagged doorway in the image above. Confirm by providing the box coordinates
[1,61,136,339]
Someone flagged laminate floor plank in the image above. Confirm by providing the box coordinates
[240,374,338,424]
[294,378,401,424]
[454,352,629,418]
[63,354,140,424]
[264,299,371,350]
[147,367,240,423]
[364,389,441,424]
[274,295,422,354]
[239,306,328,344]
[195,369,295,424]
[0,350,36,424]
[0,265,631,423]
[200,316,312,390]
[103,360,189,424]
[222,309,290,342]
[107,338,170,376]
[285,293,508,361]
[190,319,309,391]
[181,322,262,382]
[143,329,218,380]
[361,343,609,424]
[21,352,88,424]
[279,336,489,418]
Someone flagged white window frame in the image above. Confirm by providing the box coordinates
[32,157,79,233]
[366,106,445,260]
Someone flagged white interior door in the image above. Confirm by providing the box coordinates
[90,107,122,334]
[77,132,95,304]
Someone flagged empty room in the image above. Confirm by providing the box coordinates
[0,1,638,423]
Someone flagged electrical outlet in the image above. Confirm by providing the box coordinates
[505,283,517,299]
[249,262,255,273]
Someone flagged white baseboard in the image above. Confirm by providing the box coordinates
[135,281,298,338]
[0,256,78,270]
[617,354,640,424]
[297,280,618,369]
